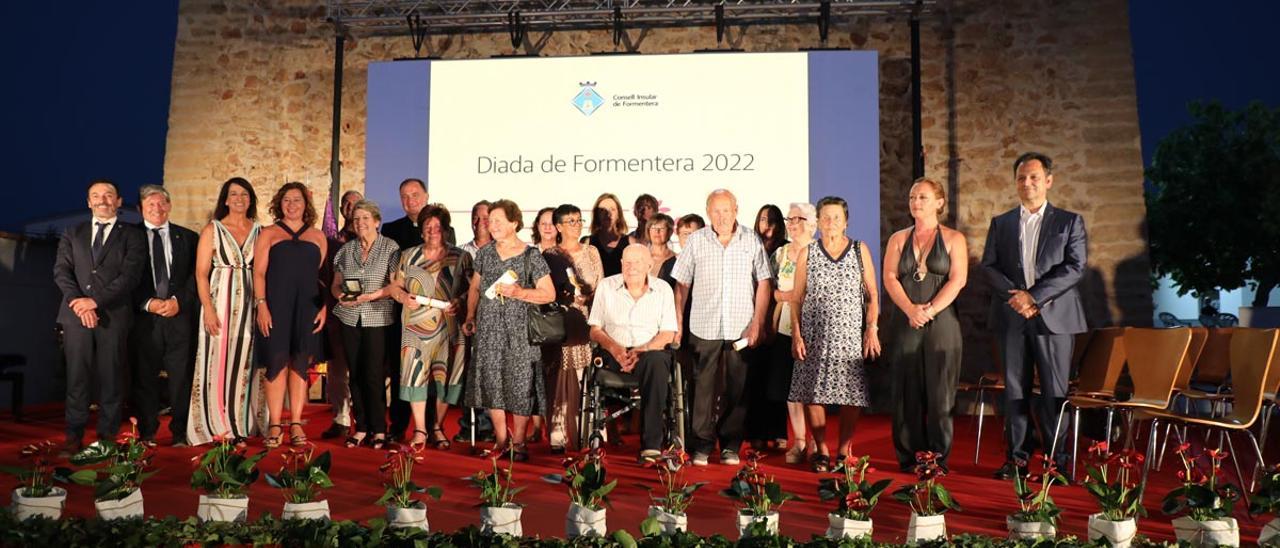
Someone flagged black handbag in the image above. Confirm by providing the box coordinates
[523,248,567,345]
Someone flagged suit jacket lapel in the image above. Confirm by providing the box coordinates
[1033,203,1056,269]
[94,223,122,267]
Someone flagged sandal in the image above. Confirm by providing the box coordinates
[264,424,283,449]
[289,422,308,447]
[429,427,450,450]
[784,443,808,465]
[369,434,387,450]
[344,432,367,449]
[810,453,831,473]
[510,442,529,462]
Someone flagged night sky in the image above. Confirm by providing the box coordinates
[4,1,1277,232]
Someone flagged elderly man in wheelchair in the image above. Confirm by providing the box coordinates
[583,244,685,463]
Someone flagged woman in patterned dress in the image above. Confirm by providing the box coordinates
[388,205,471,449]
[540,204,603,452]
[789,196,881,472]
[188,178,267,446]
[462,199,555,461]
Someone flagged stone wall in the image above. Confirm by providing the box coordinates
[165,0,1154,379]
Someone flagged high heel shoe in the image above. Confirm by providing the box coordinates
[289,422,308,447]
[428,427,450,450]
[264,424,283,449]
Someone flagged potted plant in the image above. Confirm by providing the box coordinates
[376,445,442,530]
[190,435,267,522]
[891,451,960,543]
[640,446,707,536]
[57,418,156,520]
[265,444,334,520]
[560,446,616,538]
[1250,463,1280,546]
[1007,456,1064,540]
[1081,441,1144,548]
[470,452,524,536]
[2,440,67,520]
[1164,444,1241,547]
[724,450,797,538]
[816,454,890,540]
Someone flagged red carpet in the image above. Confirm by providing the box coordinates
[2,404,1273,544]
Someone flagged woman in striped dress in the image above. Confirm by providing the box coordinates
[188,178,268,446]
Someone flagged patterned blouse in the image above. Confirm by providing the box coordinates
[332,235,401,328]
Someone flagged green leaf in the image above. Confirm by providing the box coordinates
[612,529,637,548]
[69,469,99,486]
[313,451,332,473]
[640,516,662,537]
[934,484,961,512]
[424,486,443,500]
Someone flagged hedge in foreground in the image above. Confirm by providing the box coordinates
[0,510,1179,548]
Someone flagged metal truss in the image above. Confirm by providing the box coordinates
[327,0,935,34]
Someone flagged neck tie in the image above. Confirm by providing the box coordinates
[92,222,107,263]
[152,228,170,298]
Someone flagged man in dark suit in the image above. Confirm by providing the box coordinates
[129,185,199,446]
[981,152,1088,479]
[53,179,148,455]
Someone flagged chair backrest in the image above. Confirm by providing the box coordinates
[1266,335,1280,401]
[1217,313,1239,327]
[1172,327,1210,392]
[1223,328,1279,427]
[1070,330,1095,371]
[1192,328,1235,386]
[1122,327,1192,406]
[1074,327,1127,395]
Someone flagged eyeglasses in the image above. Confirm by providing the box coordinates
[785,217,808,223]
[558,219,584,226]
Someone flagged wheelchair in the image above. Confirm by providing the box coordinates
[576,344,687,455]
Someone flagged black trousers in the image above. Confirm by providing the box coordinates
[744,337,790,442]
[687,334,749,456]
[891,339,961,468]
[1001,329,1074,465]
[129,312,195,441]
[597,350,672,451]
[62,312,129,441]
[343,322,388,435]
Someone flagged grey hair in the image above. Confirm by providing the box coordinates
[352,199,383,223]
[139,184,171,203]
[789,202,818,235]
[705,188,738,209]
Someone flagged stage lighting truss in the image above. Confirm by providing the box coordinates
[327,0,936,35]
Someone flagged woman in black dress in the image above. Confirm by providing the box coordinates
[882,178,968,471]
[253,182,328,448]
[587,193,627,277]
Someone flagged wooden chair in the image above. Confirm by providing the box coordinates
[1058,328,1190,477]
[1138,328,1279,492]
[1044,327,1127,476]
[957,338,1005,464]
[1153,327,1208,469]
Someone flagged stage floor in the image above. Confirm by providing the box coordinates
[2,404,1273,544]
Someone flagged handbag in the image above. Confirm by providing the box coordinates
[523,248,567,345]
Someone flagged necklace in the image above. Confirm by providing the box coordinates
[912,226,937,282]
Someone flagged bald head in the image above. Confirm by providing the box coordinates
[621,243,653,285]
[706,189,738,235]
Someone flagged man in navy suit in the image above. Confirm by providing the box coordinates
[129,185,199,446]
[53,180,148,455]
[981,152,1088,479]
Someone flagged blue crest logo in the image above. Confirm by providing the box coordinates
[573,82,603,116]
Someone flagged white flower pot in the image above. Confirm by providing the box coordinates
[736,511,779,538]
[565,501,607,538]
[906,513,947,544]
[1172,516,1240,547]
[95,488,144,520]
[647,506,688,535]
[1087,514,1137,548]
[1260,517,1280,546]
[479,503,523,536]
[10,487,66,520]
[197,494,249,522]
[386,502,429,530]
[281,499,330,521]
[826,513,873,539]
[1006,516,1056,540]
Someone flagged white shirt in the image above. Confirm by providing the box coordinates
[90,216,119,247]
[1019,203,1046,288]
[588,274,678,348]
